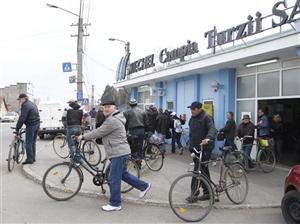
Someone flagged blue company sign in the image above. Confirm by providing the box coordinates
[77,91,83,100]
[62,62,72,72]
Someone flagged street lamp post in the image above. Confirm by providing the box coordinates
[108,37,130,55]
[47,2,86,101]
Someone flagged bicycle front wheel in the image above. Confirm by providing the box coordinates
[81,140,101,166]
[42,162,82,201]
[224,163,248,204]
[53,135,69,159]
[16,141,25,164]
[257,148,276,173]
[145,143,164,171]
[7,144,16,172]
[169,173,214,223]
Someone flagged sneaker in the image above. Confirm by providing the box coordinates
[101,204,121,212]
[185,195,198,203]
[139,183,151,198]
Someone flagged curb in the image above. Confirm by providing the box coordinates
[22,164,281,210]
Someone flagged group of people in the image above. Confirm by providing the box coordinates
[12,93,285,211]
[221,109,284,164]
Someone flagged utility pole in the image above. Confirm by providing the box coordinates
[91,85,95,106]
[70,0,90,101]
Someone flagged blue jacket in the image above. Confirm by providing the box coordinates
[16,100,40,132]
[257,115,270,137]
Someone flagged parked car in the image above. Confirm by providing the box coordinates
[38,101,65,139]
[281,165,300,224]
[1,112,19,122]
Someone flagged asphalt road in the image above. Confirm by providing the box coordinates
[0,123,286,223]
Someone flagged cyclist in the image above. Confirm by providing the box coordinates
[15,93,40,165]
[171,112,184,155]
[237,114,255,167]
[257,109,270,138]
[77,100,151,212]
[186,101,217,202]
[62,99,83,160]
[123,99,146,166]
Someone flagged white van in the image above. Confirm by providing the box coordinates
[38,101,65,139]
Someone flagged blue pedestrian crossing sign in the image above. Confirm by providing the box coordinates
[62,62,72,72]
[79,98,89,105]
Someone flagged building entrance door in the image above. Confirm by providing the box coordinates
[258,98,300,166]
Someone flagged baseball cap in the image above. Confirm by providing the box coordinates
[129,99,138,106]
[187,101,202,109]
[17,93,28,100]
[67,99,77,104]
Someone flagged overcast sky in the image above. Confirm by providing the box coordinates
[0,0,282,103]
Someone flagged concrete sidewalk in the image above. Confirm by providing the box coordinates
[22,140,289,209]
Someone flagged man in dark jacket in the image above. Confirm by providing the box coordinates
[155,110,171,153]
[14,94,40,164]
[145,105,158,133]
[257,109,270,138]
[187,101,217,202]
[89,107,97,130]
[220,112,236,147]
[237,114,255,167]
[95,106,106,144]
[62,100,83,159]
[123,99,146,163]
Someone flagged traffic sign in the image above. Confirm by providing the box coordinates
[77,91,83,100]
[69,76,76,83]
[62,62,72,72]
[79,98,89,105]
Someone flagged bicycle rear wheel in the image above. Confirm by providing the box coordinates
[7,144,16,172]
[53,135,69,159]
[257,148,276,173]
[42,162,82,201]
[145,143,164,171]
[169,173,214,222]
[224,163,248,204]
[121,158,140,193]
[81,140,101,166]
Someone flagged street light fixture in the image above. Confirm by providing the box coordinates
[108,37,130,55]
[46,3,79,17]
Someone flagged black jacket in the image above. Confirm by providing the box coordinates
[237,122,255,144]
[270,122,283,139]
[16,100,40,132]
[220,119,236,141]
[96,110,106,128]
[62,103,83,127]
[155,112,171,135]
[145,109,158,132]
[188,111,217,152]
[123,106,146,130]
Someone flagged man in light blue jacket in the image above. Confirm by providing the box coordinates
[77,100,151,212]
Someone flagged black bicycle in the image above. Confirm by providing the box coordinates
[42,136,140,201]
[169,144,248,222]
[7,127,26,172]
[128,132,164,171]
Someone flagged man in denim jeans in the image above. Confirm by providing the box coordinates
[61,100,83,159]
[78,100,151,212]
[15,94,40,164]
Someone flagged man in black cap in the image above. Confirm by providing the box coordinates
[61,99,83,160]
[187,101,217,202]
[14,93,40,164]
[123,99,146,166]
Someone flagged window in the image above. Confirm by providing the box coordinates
[236,100,255,124]
[237,75,255,98]
[282,68,300,96]
[258,71,280,97]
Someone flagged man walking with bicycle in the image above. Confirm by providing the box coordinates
[186,101,216,202]
[77,100,151,212]
[14,94,40,165]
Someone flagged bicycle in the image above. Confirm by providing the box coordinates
[7,127,26,172]
[233,136,276,173]
[42,136,140,201]
[52,133,101,166]
[169,143,248,222]
[127,132,164,172]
